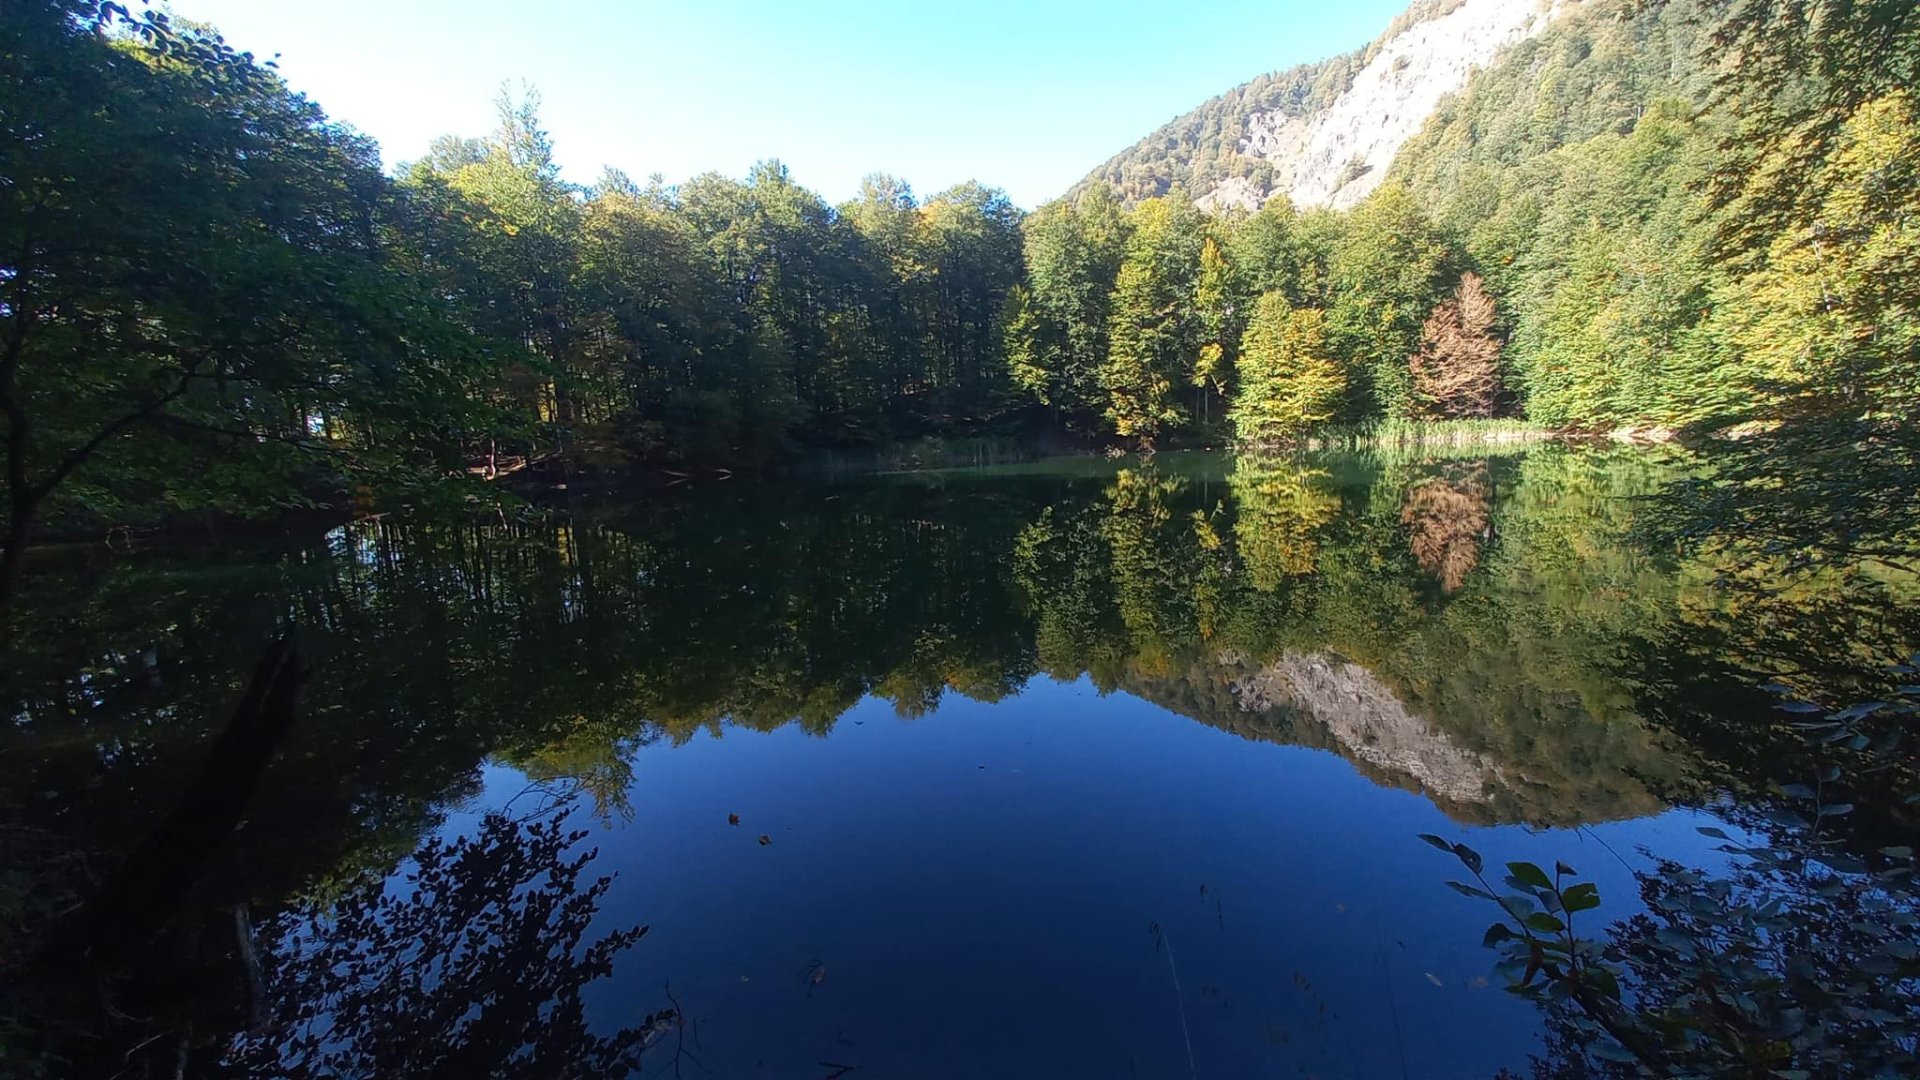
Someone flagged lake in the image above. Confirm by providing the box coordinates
[5,445,1901,1077]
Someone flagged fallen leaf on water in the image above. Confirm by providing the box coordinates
[758,834,772,846]
[1425,972,1444,987]
[728,813,741,826]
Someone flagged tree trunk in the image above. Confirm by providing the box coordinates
[0,489,36,633]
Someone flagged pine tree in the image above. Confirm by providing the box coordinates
[1409,272,1503,418]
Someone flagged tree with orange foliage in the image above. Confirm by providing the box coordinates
[1409,273,1503,418]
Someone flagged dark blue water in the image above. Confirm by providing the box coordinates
[518,677,1735,1077]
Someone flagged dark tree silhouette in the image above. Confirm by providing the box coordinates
[227,807,666,1079]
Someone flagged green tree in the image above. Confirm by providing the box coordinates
[1100,194,1207,444]
[1327,183,1450,418]
[0,2,490,623]
[1004,187,1129,428]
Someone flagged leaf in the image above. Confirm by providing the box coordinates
[1524,912,1566,934]
[1697,826,1731,840]
[1506,862,1552,890]
[757,834,772,846]
[1453,844,1484,875]
[1775,701,1825,713]
[1561,883,1601,913]
[1483,923,1516,947]
[1590,1040,1638,1063]
[1418,833,1454,854]
[728,813,741,826]
[1446,880,1494,901]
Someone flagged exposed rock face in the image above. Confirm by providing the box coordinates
[1270,0,1579,209]
[1083,0,1586,211]
[1231,652,1502,806]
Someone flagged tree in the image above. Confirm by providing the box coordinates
[1230,293,1345,445]
[1100,194,1207,445]
[1327,183,1451,418]
[1711,90,1920,420]
[1409,272,1503,418]
[229,808,668,1080]
[0,2,490,625]
[1004,187,1129,428]
[1191,229,1239,430]
[1401,466,1492,592]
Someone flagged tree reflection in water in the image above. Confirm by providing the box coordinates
[230,802,669,1080]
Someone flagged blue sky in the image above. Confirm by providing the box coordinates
[170,0,1411,208]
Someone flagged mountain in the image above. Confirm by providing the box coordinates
[1079,0,1593,211]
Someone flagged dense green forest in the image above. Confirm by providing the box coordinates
[4,0,1916,619]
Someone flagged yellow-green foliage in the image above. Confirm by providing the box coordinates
[1231,293,1347,444]
[1715,91,1920,418]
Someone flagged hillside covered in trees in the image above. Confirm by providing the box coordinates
[3,0,1917,615]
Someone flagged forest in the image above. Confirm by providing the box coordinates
[5,0,1917,623]
[4,0,1920,1072]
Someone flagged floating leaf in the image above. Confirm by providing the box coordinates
[757,834,772,846]
[728,813,741,826]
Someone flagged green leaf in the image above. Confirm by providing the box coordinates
[1453,844,1483,875]
[1524,912,1566,934]
[1561,882,1601,913]
[1590,1039,1638,1063]
[1506,862,1552,890]
[1446,880,1494,901]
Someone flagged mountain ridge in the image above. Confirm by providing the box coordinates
[1078,0,1591,211]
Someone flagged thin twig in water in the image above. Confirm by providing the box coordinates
[659,983,712,1079]
[1379,949,1409,1080]
[818,1062,856,1078]
[1577,824,1637,874]
[1162,929,1198,1080]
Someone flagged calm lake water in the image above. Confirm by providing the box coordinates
[9,445,1879,1077]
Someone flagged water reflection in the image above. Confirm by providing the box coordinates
[5,445,1918,1075]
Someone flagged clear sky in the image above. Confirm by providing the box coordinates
[168,0,1413,209]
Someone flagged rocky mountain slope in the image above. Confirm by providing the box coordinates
[1079,0,1590,210]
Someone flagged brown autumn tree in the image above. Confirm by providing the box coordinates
[1409,273,1502,418]
[1401,465,1491,593]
